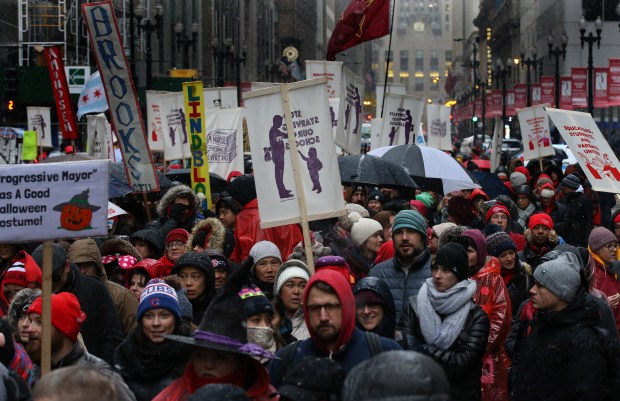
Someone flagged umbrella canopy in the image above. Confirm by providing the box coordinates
[470,159,491,171]
[165,169,228,194]
[368,145,479,194]
[109,163,174,196]
[472,171,512,199]
[338,154,417,189]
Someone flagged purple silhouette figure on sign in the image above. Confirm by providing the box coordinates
[401,109,413,144]
[269,115,293,198]
[298,147,323,193]
[178,109,188,144]
[35,114,46,139]
[344,104,351,130]
[330,107,337,127]
[389,126,397,146]
[169,126,177,146]
[352,87,361,134]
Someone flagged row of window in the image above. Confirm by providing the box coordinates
[381,50,452,72]
[384,71,450,92]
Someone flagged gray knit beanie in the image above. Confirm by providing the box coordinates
[533,252,581,303]
[509,172,527,188]
[588,226,618,252]
[249,241,282,272]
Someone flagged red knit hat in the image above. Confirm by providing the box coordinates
[3,251,42,288]
[28,293,86,342]
[485,204,511,223]
[165,228,190,245]
[529,213,554,230]
[408,200,427,217]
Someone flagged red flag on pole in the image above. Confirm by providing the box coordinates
[326,0,390,61]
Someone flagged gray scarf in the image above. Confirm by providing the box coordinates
[247,326,276,354]
[517,203,537,230]
[415,277,477,349]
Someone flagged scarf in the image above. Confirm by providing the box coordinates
[500,268,516,286]
[415,278,477,349]
[527,243,552,257]
[517,203,536,229]
[589,246,620,280]
[247,326,277,355]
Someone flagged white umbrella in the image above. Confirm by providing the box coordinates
[107,201,127,219]
[368,144,480,194]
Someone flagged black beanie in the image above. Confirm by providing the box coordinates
[238,285,274,317]
[434,243,469,281]
[226,174,257,206]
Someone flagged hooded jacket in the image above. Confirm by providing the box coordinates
[68,239,138,337]
[130,228,164,259]
[186,218,226,253]
[7,288,41,341]
[517,228,560,271]
[145,184,200,239]
[0,250,42,313]
[352,277,396,339]
[267,270,401,386]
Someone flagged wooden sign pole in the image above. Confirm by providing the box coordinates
[41,241,53,376]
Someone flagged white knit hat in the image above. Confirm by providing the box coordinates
[249,241,282,272]
[274,259,311,295]
[349,212,383,246]
[339,204,370,231]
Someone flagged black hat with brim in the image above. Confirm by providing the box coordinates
[52,189,101,212]
[161,330,275,360]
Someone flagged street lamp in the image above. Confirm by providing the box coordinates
[456,36,481,146]
[135,1,164,89]
[175,21,199,69]
[579,15,603,116]
[493,59,512,123]
[548,32,567,109]
[520,45,538,107]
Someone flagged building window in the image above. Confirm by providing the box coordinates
[415,73,424,91]
[430,51,439,73]
[400,50,409,71]
[415,50,424,72]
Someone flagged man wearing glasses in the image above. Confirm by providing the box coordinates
[589,226,620,335]
[268,269,400,386]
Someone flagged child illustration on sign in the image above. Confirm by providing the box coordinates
[389,126,398,146]
[269,115,293,199]
[352,87,361,134]
[298,147,323,193]
[151,122,160,143]
[330,107,337,128]
[577,151,604,180]
[178,109,188,144]
[169,126,177,146]
[603,153,620,180]
[53,189,101,231]
[401,109,413,144]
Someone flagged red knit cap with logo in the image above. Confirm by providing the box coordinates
[485,204,511,223]
[529,213,554,230]
[28,292,86,342]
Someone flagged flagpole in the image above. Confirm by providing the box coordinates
[380,0,397,119]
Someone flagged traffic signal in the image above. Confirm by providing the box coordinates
[3,67,18,98]
[472,116,478,122]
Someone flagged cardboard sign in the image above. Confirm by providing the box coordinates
[0,160,109,242]
[335,68,365,154]
[518,104,554,161]
[27,107,52,148]
[205,107,245,181]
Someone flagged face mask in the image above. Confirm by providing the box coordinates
[246,326,276,353]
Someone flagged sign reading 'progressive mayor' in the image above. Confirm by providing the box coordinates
[0,160,109,242]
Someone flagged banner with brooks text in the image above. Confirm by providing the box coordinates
[0,160,109,242]
[546,108,620,193]
[244,80,346,227]
[518,104,554,161]
[82,1,159,193]
[205,107,245,182]
[27,107,52,148]
[86,113,114,161]
[378,93,425,147]
[44,46,79,140]
[335,68,365,154]
[426,103,452,151]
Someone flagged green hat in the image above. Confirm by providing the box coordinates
[53,189,101,212]
[415,192,434,209]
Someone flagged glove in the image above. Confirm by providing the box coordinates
[169,203,188,221]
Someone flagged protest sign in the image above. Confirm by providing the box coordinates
[518,104,554,161]
[609,59,620,106]
[82,1,159,193]
[203,87,238,110]
[44,46,79,140]
[571,68,587,109]
[22,131,37,161]
[594,68,609,108]
[378,93,425,147]
[0,128,23,165]
[27,107,52,148]
[0,160,109,242]
[560,76,573,110]
[146,90,168,151]
[205,107,245,182]
[546,108,620,193]
[370,117,383,150]
[376,83,405,117]
[86,114,114,160]
[426,103,452,151]
[243,78,346,228]
[490,117,503,173]
[305,60,343,99]
[540,76,555,107]
[160,92,192,161]
[336,68,365,154]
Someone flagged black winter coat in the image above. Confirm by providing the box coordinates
[397,298,490,401]
[555,191,593,247]
[504,260,533,318]
[512,291,609,401]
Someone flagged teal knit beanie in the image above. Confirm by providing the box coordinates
[392,210,427,242]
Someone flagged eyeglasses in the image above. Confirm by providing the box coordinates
[355,304,382,311]
[605,242,619,251]
[307,303,341,315]
[166,241,185,250]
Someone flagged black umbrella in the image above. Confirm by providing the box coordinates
[472,171,512,199]
[109,163,174,195]
[338,154,417,189]
[165,168,228,194]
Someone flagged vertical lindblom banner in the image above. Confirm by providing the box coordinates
[378,93,425,147]
[336,68,365,154]
[82,1,159,193]
[27,107,52,148]
[183,82,212,208]
[44,46,79,140]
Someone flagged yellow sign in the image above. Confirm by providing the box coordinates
[170,69,198,78]
[182,81,212,209]
[22,130,37,160]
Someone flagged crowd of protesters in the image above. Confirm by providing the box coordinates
[0,149,619,401]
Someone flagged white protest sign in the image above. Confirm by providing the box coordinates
[244,80,346,228]
[305,60,343,99]
[426,104,452,151]
[27,107,52,148]
[376,83,405,117]
[205,107,245,181]
[336,68,365,154]
[546,108,620,193]
[146,90,169,152]
[370,118,383,151]
[329,98,340,140]
[107,201,127,218]
[160,92,192,161]
[86,114,114,161]
[203,87,239,110]
[0,160,109,242]
[518,104,554,160]
[490,117,503,173]
[378,93,425,147]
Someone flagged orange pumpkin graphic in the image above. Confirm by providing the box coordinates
[53,189,101,231]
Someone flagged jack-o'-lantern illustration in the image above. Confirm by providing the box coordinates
[53,189,101,231]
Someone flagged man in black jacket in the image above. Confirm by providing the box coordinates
[32,243,123,365]
[555,174,593,247]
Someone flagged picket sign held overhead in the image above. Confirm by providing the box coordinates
[305,60,343,99]
[517,104,554,165]
[545,108,620,193]
[490,117,503,173]
[86,114,114,161]
[27,107,52,149]
[336,68,365,154]
[378,93,425,147]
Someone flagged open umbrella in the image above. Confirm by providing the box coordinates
[472,171,512,199]
[165,168,228,194]
[109,163,174,195]
[338,154,417,189]
[368,144,480,194]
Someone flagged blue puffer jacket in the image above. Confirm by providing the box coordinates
[368,248,432,322]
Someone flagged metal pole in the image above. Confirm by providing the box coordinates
[129,0,136,78]
[526,63,531,107]
[587,35,594,116]
[554,52,560,108]
[146,23,152,89]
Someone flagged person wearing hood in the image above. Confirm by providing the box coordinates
[398,243,489,401]
[172,252,216,325]
[588,227,620,334]
[69,239,139,337]
[0,314,37,386]
[273,260,312,341]
[365,189,384,215]
[7,288,41,345]
[267,269,401,387]
[0,250,42,314]
[124,258,164,300]
[353,277,396,339]
[345,213,384,281]
[226,174,303,263]
[343,350,451,401]
[113,279,192,401]
[239,285,277,356]
[99,237,143,286]
[186,217,228,254]
[144,184,201,241]
[249,241,282,299]
[0,243,21,276]
[457,229,511,401]
[215,192,243,230]
[32,243,123,365]
[555,173,593,247]
[130,228,164,260]
[512,253,610,401]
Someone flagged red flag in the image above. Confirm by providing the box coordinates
[326,0,390,61]
[44,46,79,140]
